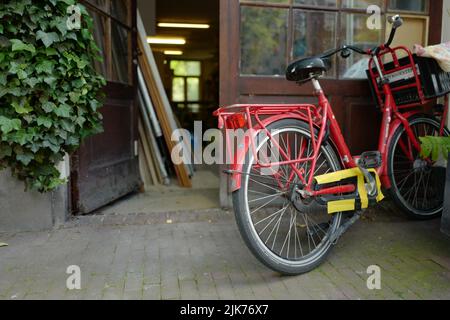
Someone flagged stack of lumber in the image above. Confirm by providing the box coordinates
[136,11,193,189]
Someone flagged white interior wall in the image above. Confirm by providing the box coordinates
[137,0,156,36]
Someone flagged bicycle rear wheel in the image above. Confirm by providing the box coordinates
[388,116,450,220]
[232,119,343,275]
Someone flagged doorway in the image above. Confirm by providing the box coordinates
[93,0,221,215]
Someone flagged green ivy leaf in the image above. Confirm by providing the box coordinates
[0,145,12,159]
[42,101,57,113]
[0,74,7,86]
[0,116,21,134]
[23,77,40,88]
[37,117,52,129]
[16,153,34,166]
[36,60,55,74]
[0,3,105,192]
[36,30,60,48]
[12,100,33,115]
[43,76,57,87]
[10,39,36,53]
[420,136,450,161]
[55,104,71,118]
[45,47,58,56]
[43,140,60,153]
[69,91,81,103]
[17,69,28,80]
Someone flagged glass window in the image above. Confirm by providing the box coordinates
[172,78,185,102]
[340,13,383,78]
[389,0,429,14]
[82,0,133,84]
[187,78,200,101]
[342,0,382,9]
[170,61,201,77]
[293,10,337,77]
[111,0,130,26]
[170,61,202,110]
[240,0,289,3]
[240,6,288,75]
[111,22,129,83]
[294,0,337,7]
[87,8,108,78]
[238,0,430,78]
[86,0,108,10]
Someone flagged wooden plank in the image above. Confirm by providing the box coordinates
[140,107,164,185]
[138,140,154,190]
[137,68,170,185]
[138,92,170,185]
[136,11,192,188]
[138,118,159,186]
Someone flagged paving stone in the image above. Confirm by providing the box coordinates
[1,207,450,300]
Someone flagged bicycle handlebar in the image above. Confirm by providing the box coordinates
[385,14,403,48]
[321,15,404,59]
[320,45,368,60]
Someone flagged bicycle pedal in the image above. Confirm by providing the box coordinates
[358,151,382,169]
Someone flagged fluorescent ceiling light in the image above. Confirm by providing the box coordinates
[147,37,186,45]
[164,50,183,56]
[158,22,210,29]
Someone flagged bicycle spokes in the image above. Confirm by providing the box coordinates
[246,128,340,261]
[392,121,446,213]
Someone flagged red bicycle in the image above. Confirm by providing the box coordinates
[214,15,450,275]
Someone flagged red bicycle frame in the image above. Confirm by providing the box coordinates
[214,46,449,196]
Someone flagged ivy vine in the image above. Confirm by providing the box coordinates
[0,0,105,192]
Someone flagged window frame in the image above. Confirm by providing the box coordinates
[169,60,203,112]
[80,0,134,85]
[238,0,431,78]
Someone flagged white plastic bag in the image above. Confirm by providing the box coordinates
[414,42,450,72]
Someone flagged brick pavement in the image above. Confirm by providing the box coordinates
[1,202,450,300]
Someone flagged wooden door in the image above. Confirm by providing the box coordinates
[71,0,140,214]
[219,0,442,206]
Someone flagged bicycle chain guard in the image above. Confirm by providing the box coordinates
[314,168,384,214]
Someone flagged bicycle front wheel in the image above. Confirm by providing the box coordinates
[232,119,343,275]
[388,116,450,220]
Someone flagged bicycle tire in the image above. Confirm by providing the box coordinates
[232,119,343,275]
[387,115,450,220]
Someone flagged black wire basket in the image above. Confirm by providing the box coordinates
[367,54,450,108]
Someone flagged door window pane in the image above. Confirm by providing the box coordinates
[293,10,337,77]
[241,0,289,3]
[87,0,108,10]
[85,1,133,84]
[111,0,129,26]
[389,0,429,13]
[238,0,430,79]
[240,6,288,75]
[342,0,382,9]
[339,13,383,78]
[294,0,337,7]
[111,22,130,84]
[87,9,108,78]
